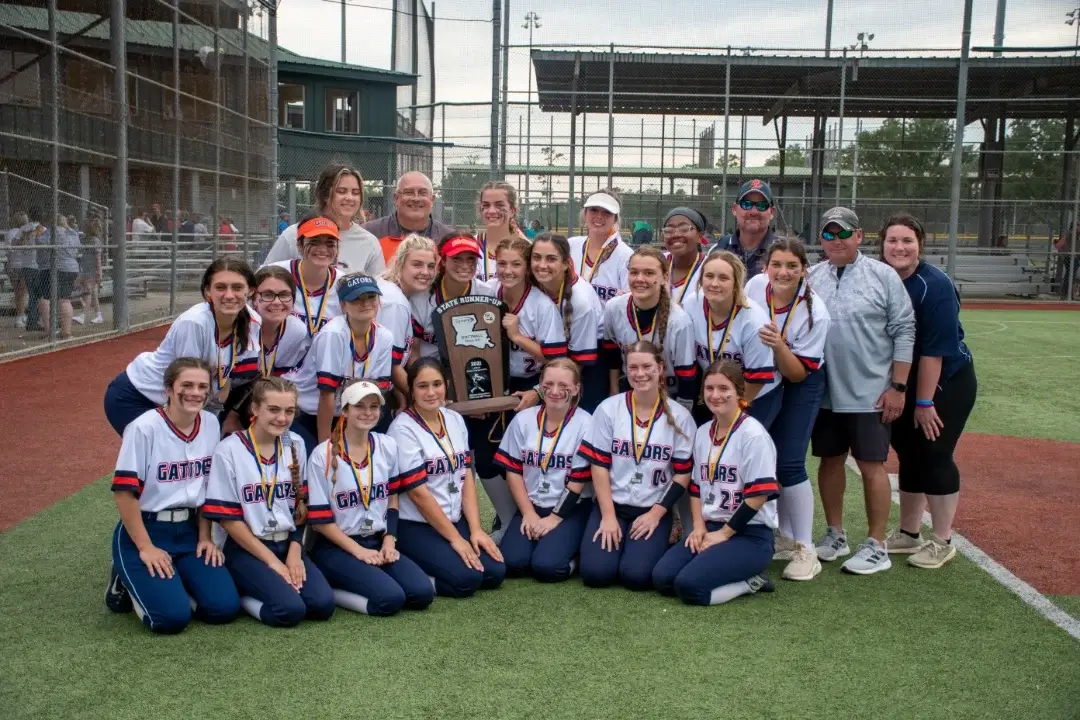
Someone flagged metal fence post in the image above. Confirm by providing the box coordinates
[946,0,974,279]
[568,53,581,237]
[170,1,180,315]
[48,0,59,341]
[607,44,615,188]
[835,49,847,206]
[243,8,251,263]
[721,49,731,236]
[489,0,501,179]
[499,0,510,175]
[212,1,221,258]
[269,4,279,239]
[1070,154,1080,301]
[110,0,128,331]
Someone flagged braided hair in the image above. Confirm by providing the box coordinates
[532,233,576,344]
[764,235,815,330]
[628,245,673,353]
[625,340,688,440]
[250,376,306,524]
[201,257,257,351]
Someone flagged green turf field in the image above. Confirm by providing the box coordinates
[1,309,1078,719]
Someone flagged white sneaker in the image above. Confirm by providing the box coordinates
[72,314,85,325]
[773,533,797,561]
[842,538,893,575]
[783,542,823,581]
[15,315,26,329]
[91,312,104,324]
[815,526,850,562]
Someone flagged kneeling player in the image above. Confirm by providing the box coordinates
[204,377,335,627]
[105,358,240,633]
[652,360,779,605]
[306,381,435,615]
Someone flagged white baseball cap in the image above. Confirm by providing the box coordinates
[340,381,384,407]
[583,192,620,215]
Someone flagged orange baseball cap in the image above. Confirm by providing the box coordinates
[297,216,340,241]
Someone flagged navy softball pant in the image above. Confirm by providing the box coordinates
[396,518,506,598]
[745,384,784,429]
[104,371,158,436]
[768,371,827,487]
[652,523,774,605]
[578,361,608,414]
[310,534,435,615]
[223,537,335,627]
[112,516,239,634]
[579,502,673,591]
[499,500,591,583]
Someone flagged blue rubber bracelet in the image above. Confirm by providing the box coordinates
[915,399,934,408]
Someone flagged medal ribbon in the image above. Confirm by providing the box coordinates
[350,322,375,379]
[245,431,282,513]
[536,406,571,475]
[407,409,457,474]
[342,433,374,508]
[707,412,744,483]
[297,260,332,337]
[767,280,803,342]
[672,251,705,305]
[705,296,740,363]
[579,233,615,282]
[436,279,472,305]
[629,301,659,343]
[259,322,287,378]
[214,324,239,394]
[629,393,661,467]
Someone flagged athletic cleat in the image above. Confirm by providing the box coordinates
[773,533,797,561]
[105,566,133,613]
[907,534,957,569]
[814,527,850,562]
[746,574,776,593]
[885,528,925,554]
[842,539,893,575]
[782,543,823,581]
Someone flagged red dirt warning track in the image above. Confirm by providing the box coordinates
[0,326,167,532]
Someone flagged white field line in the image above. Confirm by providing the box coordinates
[843,456,1080,642]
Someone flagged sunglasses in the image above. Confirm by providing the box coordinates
[821,228,856,241]
[738,199,771,212]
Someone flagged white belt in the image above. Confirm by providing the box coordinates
[151,508,191,522]
[261,531,290,542]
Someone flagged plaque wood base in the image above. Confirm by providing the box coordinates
[447,395,521,415]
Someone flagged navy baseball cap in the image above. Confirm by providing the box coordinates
[736,179,774,204]
[337,274,382,303]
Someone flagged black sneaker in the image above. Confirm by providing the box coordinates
[747,574,776,594]
[105,565,133,613]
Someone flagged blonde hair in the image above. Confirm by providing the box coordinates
[540,358,582,405]
[579,188,622,228]
[382,233,437,284]
[699,249,750,309]
[624,340,688,440]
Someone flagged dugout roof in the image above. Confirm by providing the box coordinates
[531,50,1080,121]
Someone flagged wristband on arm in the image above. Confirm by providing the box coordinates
[915,399,934,408]
[657,482,685,512]
[552,488,581,519]
[386,508,399,538]
[725,500,758,534]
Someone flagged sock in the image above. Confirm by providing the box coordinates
[427,575,437,591]
[708,580,752,605]
[902,529,921,540]
[567,558,578,576]
[332,589,370,614]
[781,481,815,547]
[240,596,264,621]
[188,594,198,612]
[479,475,517,537]
[131,596,146,621]
[777,492,794,540]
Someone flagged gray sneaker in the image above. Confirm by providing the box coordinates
[885,528,925,554]
[773,533,797,561]
[842,538,893,575]
[814,527,850,562]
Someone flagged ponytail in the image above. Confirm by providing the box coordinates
[559,268,575,344]
[288,434,307,525]
[658,384,689,440]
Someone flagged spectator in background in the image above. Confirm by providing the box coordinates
[631,220,654,246]
[1055,224,1080,300]
[74,215,104,326]
[179,212,196,239]
[525,219,543,239]
[33,214,81,338]
[149,203,169,234]
[363,171,453,263]
[277,214,289,235]
[714,179,777,281]
[218,217,237,251]
[19,208,47,331]
[5,210,33,329]
[131,209,155,244]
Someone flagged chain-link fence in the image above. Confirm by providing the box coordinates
[0,0,276,359]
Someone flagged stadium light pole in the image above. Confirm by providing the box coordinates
[523,11,541,210]
[849,32,873,205]
[1067,8,1080,56]
[946,0,973,279]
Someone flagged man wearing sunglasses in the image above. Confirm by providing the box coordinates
[806,206,915,576]
[714,178,777,280]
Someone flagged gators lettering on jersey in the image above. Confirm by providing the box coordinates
[111,408,220,512]
[305,433,426,536]
[388,408,472,524]
[376,278,414,367]
[268,260,342,336]
[744,274,830,394]
[494,282,568,377]
[125,302,261,405]
[409,279,495,359]
[576,392,695,508]
[683,291,776,388]
[569,233,633,306]
[290,316,394,416]
[690,413,779,528]
[601,293,696,400]
[494,405,593,508]
[203,430,308,537]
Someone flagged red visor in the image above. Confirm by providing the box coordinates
[297,216,340,241]
[441,235,482,258]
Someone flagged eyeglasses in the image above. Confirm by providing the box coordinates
[399,188,433,199]
[738,199,771,212]
[662,223,697,236]
[821,228,856,241]
[256,291,293,304]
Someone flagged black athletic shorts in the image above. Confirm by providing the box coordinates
[810,409,891,463]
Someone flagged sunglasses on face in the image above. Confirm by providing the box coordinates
[256,291,293,303]
[738,199,771,212]
[821,228,856,241]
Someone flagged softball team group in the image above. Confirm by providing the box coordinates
[100,177,968,634]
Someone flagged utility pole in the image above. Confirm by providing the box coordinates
[849,32,873,205]
[523,11,541,208]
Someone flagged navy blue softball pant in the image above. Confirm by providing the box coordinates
[310,533,435,615]
[223,537,335,627]
[499,500,591,583]
[652,522,774,605]
[104,371,158,436]
[767,371,827,488]
[396,518,506,598]
[579,501,673,591]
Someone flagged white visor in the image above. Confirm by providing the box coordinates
[583,193,620,215]
[340,380,385,407]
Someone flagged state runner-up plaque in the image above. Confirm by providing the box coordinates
[431,295,520,414]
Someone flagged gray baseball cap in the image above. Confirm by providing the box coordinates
[819,206,860,233]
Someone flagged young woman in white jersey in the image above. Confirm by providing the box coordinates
[475,181,526,283]
[602,246,696,408]
[568,190,634,306]
[204,377,335,627]
[306,381,435,615]
[577,341,696,590]
[104,258,261,436]
[105,358,240,633]
[662,207,710,306]
[683,250,776,425]
[530,233,606,413]
[291,273,394,450]
[388,359,506,597]
[221,265,311,435]
[652,359,779,605]
[745,237,830,581]
[494,359,593,582]
[266,215,342,337]
[378,234,437,403]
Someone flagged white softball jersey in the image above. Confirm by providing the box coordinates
[305,433,426,537]
[576,392,695,508]
[601,293,697,399]
[203,430,308,538]
[376,278,414,367]
[666,250,707,307]
[289,316,394,416]
[682,291,777,389]
[111,408,220,513]
[560,276,604,365]
[494,405,594,508]
[409,279,495,359]
[569,233,633,306]
[268,259,342,337]
[474,232,500,283]
[387,408,473,524]
[690,413,779,528]
[744,274,830,394]
[493,282,568,377]
[255,314,311,378]
[125,302,261,405]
